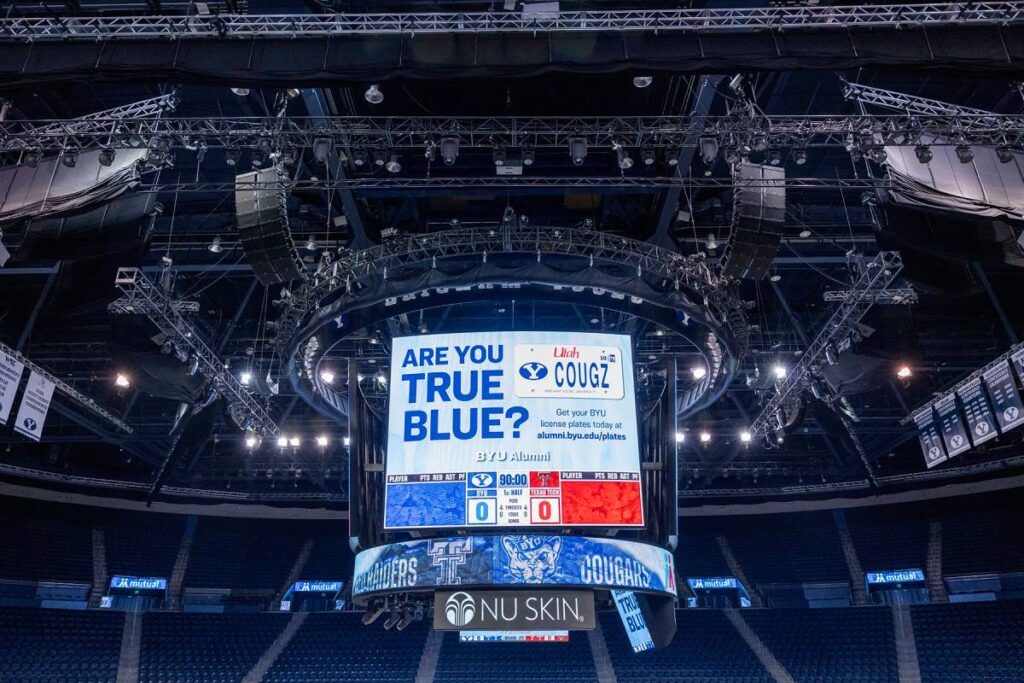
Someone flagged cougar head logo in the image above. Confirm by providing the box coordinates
[502,536,561,584]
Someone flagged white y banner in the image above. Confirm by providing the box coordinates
[0,347,25,426]
[14,371,55,441]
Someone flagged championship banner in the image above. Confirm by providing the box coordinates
[934,393,970,459]
[352,535,676,598]
[14,371,54,441]
[1012,348,1024,386]
[981,360,1024,433]
[0,347,25,426]
[957,378,998,447]
[913,405,947,469]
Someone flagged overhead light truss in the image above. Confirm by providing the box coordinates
[841,80,1000,119]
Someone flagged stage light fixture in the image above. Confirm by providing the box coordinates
[691,366,707,380]
[739,430,752,443]
[230,87,250,97]
[361,603,386,625]
[225,148,241,167]
[771,364,787,380]
[98,148,116,167]
[792,148,808,165]
[383,611,401,630]
[372,149,386,168]
[364,84,383,104]
[385,154,402,174]
[666,148,680,166]
[245,435,259,450]
[615,145,633,170]
[914,144,933,164]
[312,137,332,164]
[825,344,838,366]
[396,611,414,631]
[767,148,782,166]
[305,236,316,251]
[521,147,536,166]
[674,431,685,444]
[493,145,507,167]
[23,150,40,168]
[114,373,131,388]
[240,371,252,385]
[706,233,718,250]
[343,436,351,447]
[61,149,79,168]
[955,143,974,164]
[640,148,655,166]
[997,145,1015,164]
[633,76,653,88]
[319,370,335,384]
[280,146,297,166]
[896,365,913,380]
[251,149,266,168]
[568,137,588,165]
[699,431,712,443]
[698,135,720,166]
[208,235,223,254]
[799,229,812,238]
[276,436,288,448]
[316,435,329,447]
[769,273,782,282]
[352,148,368,167]
[723,146,740,165]
[288,436,301,448]
[440,137,460,166]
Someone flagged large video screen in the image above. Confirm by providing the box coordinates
[383,331,643,529]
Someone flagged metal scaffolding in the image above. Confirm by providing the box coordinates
[0,3,1018,40]
[3,113,1023,153]
[111,268,279,436]
[0,341,134,434]
[842,80,999,118]
[749,251,905,439]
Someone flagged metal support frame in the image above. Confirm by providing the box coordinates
[749,251,905,438]
[111,267,279,436]
[0,341,133,433]
[842,80,999,119]
[24,92,178,139]
[4,113,1023,153]
[0,4,1018,40]
[822,287,918,305]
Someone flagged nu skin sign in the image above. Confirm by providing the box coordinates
[433,589,596,631]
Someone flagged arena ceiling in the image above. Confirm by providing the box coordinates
[0,0,1021,507]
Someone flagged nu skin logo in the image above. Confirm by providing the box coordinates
[518,362,548,381]
[445,592,476,627]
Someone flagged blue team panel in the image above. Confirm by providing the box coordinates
[385,481,466,528]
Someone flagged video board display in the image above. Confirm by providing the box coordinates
[384,331,643,529]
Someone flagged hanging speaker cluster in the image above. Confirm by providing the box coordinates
[720,162,786,281]
[235,167,304,285]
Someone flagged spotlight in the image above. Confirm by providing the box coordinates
[230,87,250,97]
[799,229,812,238]
[276,436,289,449]
[280,146,297,166]
[774,428,785,444]
[691,366,707,380]
[615,145,633,170]
[666,148,680,166]
[383,611,401,630]
[698,135,720,166]
[674,431,685,444]
[493,145,507,167]
[316,435,329,448]
[22,150,40,168]
[699,431,712,443]
[723,147,741,165]
[914,144,933,164]
[372,149,386,168]
[352,149,368,167]
[305,236,316,251]
[706,233,718,250]
[640,148,655,166]
[521,147,536,166]
[364,84,383,105]
[440,137,460,166]
[319,370,336,384]
[343,436,351,447]
[244,435,259,450]
[361,603,386,625]
[955,143,974,164]
[767,148,782,166]
[208,235,223,254]
[98,148,116,167]
[240,371,252,385]
[896,365,913,380]
[792,148,808,165]
[225,148,241,167]
[61,149,79,168]
[824,344,838,366]
[739,430,752,443]
[771,364,787,380]
[288,436,301,448]
[284,88,301,100]
[396,611,414,631]
[769,273,782,282]
[312,137,332,164]
[385,154,402,174]
[114,373,131,388]
[568,137,588,165]
[251,149,266,168]
[633,76,653,88]
[997,145,1015,164]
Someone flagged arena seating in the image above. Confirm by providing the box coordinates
[101,510,184,579]
[295,521,353,583]
[139,611,290,683]
[600,609,772,682]
[913,600,1024,681]
[676,517,732,577]
[941,490,1024,575]
[0,606,123,683]
[264,612,428,683]
[846,503,931,574]
[0,496,94,583]
[434,631,597,682]
[743,607,898,682]
[184,518,306,590]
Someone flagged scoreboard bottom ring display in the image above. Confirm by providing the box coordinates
[351,534,676,599]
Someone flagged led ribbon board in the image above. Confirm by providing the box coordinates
[351,535,676,598]
[384,331,643,529]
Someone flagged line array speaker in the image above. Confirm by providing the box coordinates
[235,168,303,285]
[721,162,786,281]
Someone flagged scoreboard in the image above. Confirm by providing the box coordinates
[383,330,644,529]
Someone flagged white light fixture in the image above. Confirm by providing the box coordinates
[305,236,317,251]
[288,436,301,448]
[691,365,707,380]
[316,435,329,447]
[230,87,250,97]
[343,436,351,447]
[896,365,913,380]
[240,371,252,385]
[633,76,653,88]
[771,364,787,380]
[364,84,383,104]
[114,373,131,388]
[208,235,223,253]
[798,229,812,238]
[699,431,712,443]
[244,435,259,449]
[320,370,336,384]
[674,431,685,444]
[276,436,288,448]
[739,430,752,443]
[769,273,782,282]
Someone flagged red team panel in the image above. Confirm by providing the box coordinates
[561,480,643,525]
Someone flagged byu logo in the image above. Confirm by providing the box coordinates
[518,362,548,381]
[470,472,494,488]
[501,535,561,584]
[22,417,36,431]
[976,421,990,436]
[1005,406,1020,422]
[928,446,941,459]
[444,592,475,627]
[951,435,963,449]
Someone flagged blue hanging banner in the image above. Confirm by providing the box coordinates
[913,405,947,469]
[934,394,970,458]
[957,378,998,447]
[982,360,1024,434]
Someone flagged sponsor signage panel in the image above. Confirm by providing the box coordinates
[612,590,655,653]
[14,370,54,442]
[934,393,970,458]
[865,569,925,585]
[913,406,947,469]
[0,348,24,426]
[352,535,676,597]
[384,331,642,529]
[686,577,739,591]
[957,378,998,447]
[982,360,1024,433]
[109,576,168,591]
[459,630,569,643]
[434,589,595,631]
[291,581,343,593]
